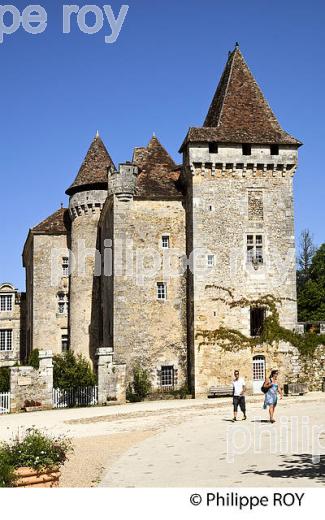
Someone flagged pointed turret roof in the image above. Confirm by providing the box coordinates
[66,134,115,196]
[180,45,301,149]
[133,136,182,199]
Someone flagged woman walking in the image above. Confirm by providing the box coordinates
[263,369,283,423]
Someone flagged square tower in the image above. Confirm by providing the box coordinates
[181,45,302,396]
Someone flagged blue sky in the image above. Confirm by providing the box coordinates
[1,0,324,290]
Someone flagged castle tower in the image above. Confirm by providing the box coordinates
[180,45,302,396]
[66,133,115,362]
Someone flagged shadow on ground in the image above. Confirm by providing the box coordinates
[243,454,325,484]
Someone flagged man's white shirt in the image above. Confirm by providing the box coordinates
[233,378,245,396]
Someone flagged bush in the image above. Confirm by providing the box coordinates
[53,351,97,390]
[0,429,73,487]
[28,349,40,370]
[0,367,10,393]
[126,365,152,402]
[0,450,16,488]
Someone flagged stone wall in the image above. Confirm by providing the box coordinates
[100,196,188,391]
[289,344,325,391]
[184,143,299,396]
[24,234,69,357]
[10,350,53,413]
[69,190,107,364]
[0,284,25,368]
[96,347,126,403]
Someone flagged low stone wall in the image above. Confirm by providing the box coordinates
[96,347,126,404]
[10,350,53,413]
[289,344,325,391]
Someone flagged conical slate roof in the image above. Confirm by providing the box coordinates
[180,45,301,149]
[66,134,115,196]
[133,136,182,199]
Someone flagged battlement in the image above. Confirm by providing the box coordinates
[108,162,139,201]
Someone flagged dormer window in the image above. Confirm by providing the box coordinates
[0,295,13,312]
[270,144,279,155]
[209,143,219,154]
[242,144,252,156]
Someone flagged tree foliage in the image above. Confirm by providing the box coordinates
[53,351,97,390]
[298,243,325,322]
[0,367,10,393]
[126,364,152,402]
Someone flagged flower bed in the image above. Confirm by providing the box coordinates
[0,428,72,488]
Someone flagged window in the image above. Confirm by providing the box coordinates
[209,143,219,154]
[61,334,69,353]
[253,356,265,381]
[207,255,215,267]
[162,236,170,249]
[57,293,69,315]
[157,282,167,300]
[0,329,12,351]
[250,308,266,337]
[270,144,279,155]
[242,144,252,156]
[62,257,69,277]
[247,235,263,265]
[160,365,178,389]
[0,295,13,312]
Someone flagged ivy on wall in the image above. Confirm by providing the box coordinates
[196,293,325,358]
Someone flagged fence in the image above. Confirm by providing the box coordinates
[53,386,98,409]
[0,392,10,414]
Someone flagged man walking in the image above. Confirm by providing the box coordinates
[232,370,247,421]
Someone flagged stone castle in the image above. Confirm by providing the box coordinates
[1,45,304,398]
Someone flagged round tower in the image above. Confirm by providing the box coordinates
[66,133,115,363]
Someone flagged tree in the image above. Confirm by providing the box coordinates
[297,229,316,288]
[53,351,97,390]
[298,243,325,322]
[0,367,10,393]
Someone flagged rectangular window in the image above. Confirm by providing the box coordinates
[162,236,170,249]
[207,255,215,267]
[157,282,167,300]
[0,295,13,312]
[0,329,12,351]
[209,143,219,154]
[247,235,264,265]
[61,335,69,353]
[62,257,69,277]
[57,293,69,315]
[242,143,252,156]
[160,366,175,389]
[250,308,266,337]
[270,144,279,155]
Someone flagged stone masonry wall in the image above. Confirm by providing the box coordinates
[0,285,24,367]
[101,197,188,391]
[10,350,53,413]
[31,235,69,355]
[185,143,298,396]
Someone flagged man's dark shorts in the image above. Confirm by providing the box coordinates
[233,395,246,413]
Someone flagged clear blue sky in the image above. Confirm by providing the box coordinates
[1,0,324,290]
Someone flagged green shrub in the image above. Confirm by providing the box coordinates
[0,449,16,488]
[53,351,97,390]
[28,349,40,370]
[126,365,152,402]
[0,367,10,392]
[0,428,72,474]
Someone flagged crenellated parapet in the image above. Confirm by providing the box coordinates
[108,162,139,201]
